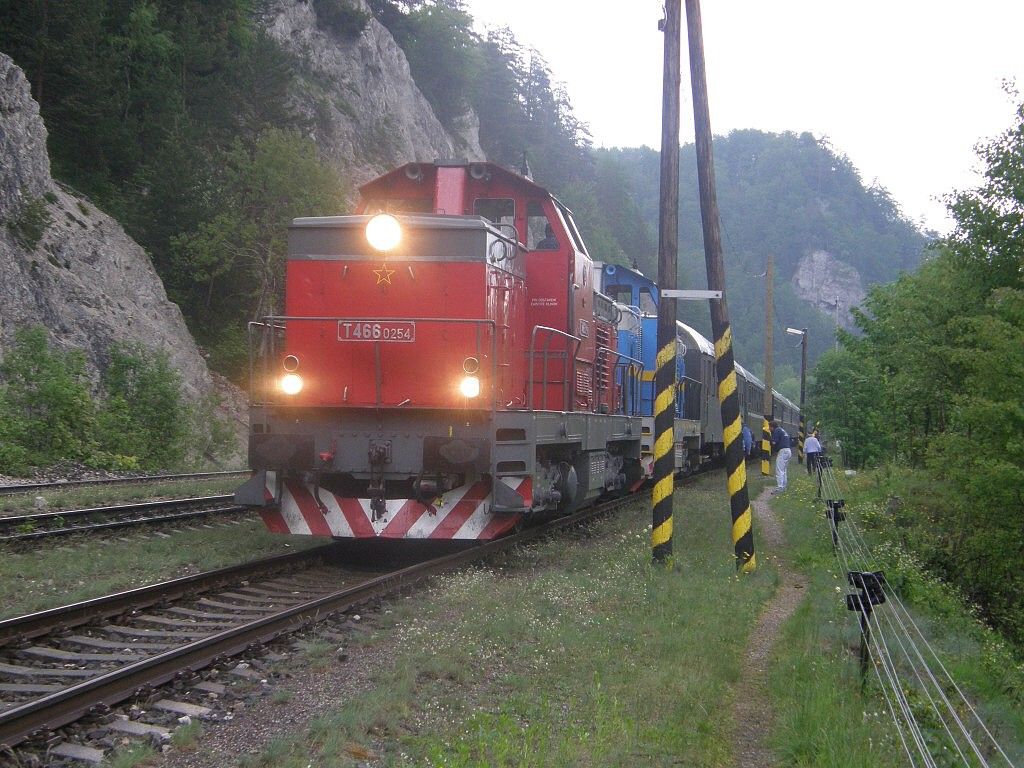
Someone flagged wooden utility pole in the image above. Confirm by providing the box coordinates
[652,0,681,564]
[684,0,755,572]
[761,255,774,477]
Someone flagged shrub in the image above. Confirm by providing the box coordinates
[0,327,96,470]
[95,343,189,469]
[313,0,371,38]
[7,196,53,251]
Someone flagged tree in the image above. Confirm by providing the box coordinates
[170,129,347,376]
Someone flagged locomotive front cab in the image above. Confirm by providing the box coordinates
[240,212,530,538]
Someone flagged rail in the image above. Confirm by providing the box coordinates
[0,496,244,544]
[0,471,248,497]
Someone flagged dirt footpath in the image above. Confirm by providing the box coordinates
[731,487,808,767]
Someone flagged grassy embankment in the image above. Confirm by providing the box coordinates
[768,466,1024,765]
[0,476,244,515]
[0,514,322,620]
[225,469,930,768]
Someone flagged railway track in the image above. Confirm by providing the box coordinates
[0,494,639,758]
[0,496,247,544]
[0,470,249,497]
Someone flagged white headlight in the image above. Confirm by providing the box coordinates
[459,375,480,398]
[366,213,402,251]
[280,373,304,395]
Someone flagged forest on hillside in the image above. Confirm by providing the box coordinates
[0,0,928,394]
[605,132,929,376]
[808,100,1024,645]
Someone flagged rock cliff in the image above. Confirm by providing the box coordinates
[0,53,242,435]
[263,0,484,190]
[791,249,867,330]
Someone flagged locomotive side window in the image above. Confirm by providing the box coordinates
[639,288,657,315]
[474,198,515,230]
[526,201,556,250]
[555,202,588,255]
[605,285,634,306]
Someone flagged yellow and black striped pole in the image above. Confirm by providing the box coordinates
[652,0,681,563]
[714,326,756,569]
[685,0,755,570]
[761,417,771,477]
[652,337,676,562]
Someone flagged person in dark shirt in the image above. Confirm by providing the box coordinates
[770,419,792,492]
[535,223,558,250]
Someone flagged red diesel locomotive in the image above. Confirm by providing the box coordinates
[235,161,646,542]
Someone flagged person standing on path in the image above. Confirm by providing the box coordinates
[770,420,792,492]
[804,431,822,475]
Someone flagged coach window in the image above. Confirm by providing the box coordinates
[474,198,515,231]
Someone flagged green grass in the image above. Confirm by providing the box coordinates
[0,477,244,515]
[0,520,321,620]
[100,742,157,768]
[171,720,204,749]
[238,472,784,767]
[231,465,1024,767]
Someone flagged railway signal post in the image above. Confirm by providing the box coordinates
[684,0,756,571]
[652,0,682,563]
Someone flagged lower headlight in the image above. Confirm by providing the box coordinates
[459,375,480,398]
[280,373,304,395]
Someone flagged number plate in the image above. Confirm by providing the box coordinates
[337,321,416,343]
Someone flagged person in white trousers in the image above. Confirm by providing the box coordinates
[770,420,792,492]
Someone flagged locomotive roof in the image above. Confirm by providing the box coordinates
[359,161,555,200]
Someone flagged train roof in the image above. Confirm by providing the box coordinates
[735,362,765,388]
[675,321,715,356]
[773,390,799,410]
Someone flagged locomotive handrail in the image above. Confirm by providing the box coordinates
[251,315,498,412]
[527,325,582,412]
[595,346,645,416]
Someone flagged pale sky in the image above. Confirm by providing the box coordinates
[465,0,1024,234]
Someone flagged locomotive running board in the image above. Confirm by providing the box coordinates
[256,475,531,541]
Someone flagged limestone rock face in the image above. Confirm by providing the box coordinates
[0,55,50,221]
[0,53,246,450]
[263,0,484,190]
[791,249,867,330]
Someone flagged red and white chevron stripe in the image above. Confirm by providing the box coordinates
[259,474,532,540]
